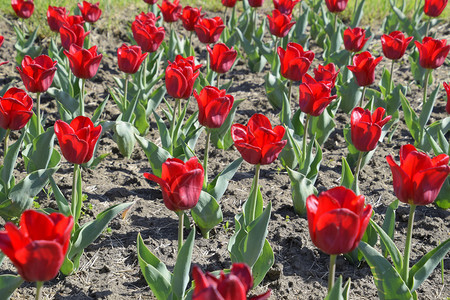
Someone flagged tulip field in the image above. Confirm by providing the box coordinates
[0,0,449,299]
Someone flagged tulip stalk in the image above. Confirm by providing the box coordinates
[71,164,83,227]
[401,204,416,283]
[216,73,221,89]
[388,60,395,96]
[123,75,130,111]
[203,129,211,188]
[177,211,184,253]
[35,281,43,300]
[352,151,364,194]
[36,92,42,134]
[359,86,367,108]
[334,13,338,31]
[302,114,311,164]
[251,164,261,222]
[422,69,431,105]
[171,98,181,147]
[80,79,86,116]
[328,254,337,292]
[4,129,10,155]
[288,80,293,108]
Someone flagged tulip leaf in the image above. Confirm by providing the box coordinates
[191,191,223,238]
[0,274,24,300]
[48,176,71,216]
[1,134,24,192]
[92,95,109,124]
[243,184,263,227]
[340,158,354,189]
[400,91,420,143]
[137,233,172,300]
[381,199,399,256]
[136,135,171,178]
[113,121,137,158]
[370,219,403,272]
[350,0,367,28]
[23,126,56,173]
[299,137,323,182]
[419,86,439,130]
[324,275,344,300]
[265,72,288,112]
[210,99,245,150]
[122,91,141,124]
[408,238,450,292]
[153,112,172,150]
[286,167,317,216]
[435,177,450,209]
[359,242,413,300]
[207,157,243,201]
[228,213,247,263]
[251,238,274,287]
[171,229,195,300]
[293,2,310,44]
[309,103,337,146]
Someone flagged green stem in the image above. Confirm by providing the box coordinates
[203,129,211,189]
[334,13,338,31]
[4,128,10,155]
[217,73,221,89]
[171,98,180,146]
[177,211,184,253]
[288,80,293,108]
[388,60,395,96]
[35,281,43,300]
[189,31,193,56]
[143,55,148,87]
[353,151,364,194]
[251,164,261,223]
[402,204,416,283]
[71,164,81,226]
[328,254,337,292]
[224,7,228,27]
[123,75,129,112]
[80,79,86,116]
[422,69,431,105]
[36,92,42,134]
[272,37,279,72]
[425,18,431,37]
[302,114,311,164]
[359,86,367,108]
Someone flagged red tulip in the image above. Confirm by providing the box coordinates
[135,12,159,25]
[307,186,372,255]
[194,17,225,44]
[143,0,158,4]
[59,24,90,51]
[158,0,182,23]
[77,1,102,24]
[248,0,264,7]
[131,20,165,53]
[144,157,204,212]
[267,9,296,38]
[414,37,450,69]
[54,116,102,165]
[165,55,201,99]
[47,6,69,32]
[424,0,448,17]
[343,27,368,53]
[0,87,33,131]
[273,0,301,15]
[350,107,391,152]
[207,43,237,74]
[325,0,348,12]
[64,44,102,79]
[277,42,315,81]
[17,55,57,94]
[313,63,339,89]
[66,15,85,26]
[194,86,234,129]
[11,0,34,19]
[444,82,450,114]
[0,36,6,67]
[117,44,148,74]
[231,113,287,165]
[381,31,413,60]
[299,74,337,117]
[347,51,383,87]
[222,0,238,8]
[0,210,73,282]
[386,144,450,206]
[180,6,203,31]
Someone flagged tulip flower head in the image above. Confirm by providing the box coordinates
[194,16,225,44]
[143,0,158,4]
[267,9,296,38]
[343,27,369,53]
[134,11,159,25]
[64,44,102,79]
[207,43,237,74]
[424,0,448,17]
[248,0,264,7]
[0,87,33,131]
[273,0,301,15]
[158,0,182,23]
[47,6,69,32]
[77,1,102,23]
[307,186,372,255]
[299,74,337,117]
[347,51,383,87]
[414,37,450,69]
[222,0,238,8]
[117,44,148,74]
[325,0,348,12]
[17,55,57,94]
[194,86,234,129]
[277,42,315,82]
[59,24,90,51]
[131,19,165,53]
[381,31,413,61]
[313,63,339,89]
[11,0,34,19]
[444,82,450,114]
[180,6,203,31]
[165,55,202,99]
[0,36,6,67]
[144,157,204,212]
[350,107,391,152]
[66,15,85,26]
[386,144,450,206]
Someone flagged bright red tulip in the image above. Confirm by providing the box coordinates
[0,36,6,67]
[424,0,448,17]
[158,0,182,23]
[248,0,264,7]
[231,113,287,165]
[207,43,237,74]
[350,107,391,152]
[117,44,148,74]
[47,6,69,32]
[77,1,102,23]
[444,82,450,114]
[194,17,225,44]
[386,144,450,206]
[66,15,85,26]
[135,12,159,25]
[414,37,450,69]
[343,27,368,53]
[299,74,337,117]
[325,0,348,12]
[54,116,102,165]
[0,210,73,282]
[165,55,201,99]
[222,0,238,8]
[131,20,165,53]
[143,0,158,4]
[307,186,372,255]
[194,86,234,129]
[347,51,383,87]
[59,24,90,51]
[273,0,301,15]
[17,55,57,94]
[64,44,102,79]
[0,87,33,131]
[180,6,203,31]
[11,0,34,19]
[313,63,339,88]
[278,42,315,81]
[381,31,413,60]
[144,157,204,212]
[267,9,296,38]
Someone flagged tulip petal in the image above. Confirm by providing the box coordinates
[412,165,450,205]
[170,169,204,210]
[20,210,55,241]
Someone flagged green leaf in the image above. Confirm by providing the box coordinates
[136,135,171,177]
[23,126,56,172]
[336,80,362,114]
[340,158,354,189]
[265,72,288,111]
[251,238,274,287]
[123,91,141,123]
[243,184,263,227]
[92,95,109,123]
[370,219,403,272]
[381,200,399,256]
[1,134,24,192]
[0,274,24,299]
[400,91,420,143]
[113,121,137,158]
[350,0,366,27]
[49,176,71,216]
[325,275,344,300]
[210,99,245,150]
[153,111,172,150]
[171,229,195,300]
[191,191,223,238]
[207,157,243,201]
[419,86,439,129]
[286,167,317,216]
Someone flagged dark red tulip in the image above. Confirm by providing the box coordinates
[194,17,225,44]
[54,116,102,165]
[0,87,33,131]
[165,55,201,99]
[313,63,339,88]
[222,0,238,8]
[144,157,204,212]
[194,86,234,129]
[381,31,413,60]
[180,6,203,31]
[47,6,69,32]
[347,51,383,87]
[351,107,391,152]
[11,0,34,19]
[277,42,315,81]
[66,15,85,26]
[117,44,148,74]
[0,210,73,282]
[273,0,301,15]
[307,186,372,255]
[325,0,348,12]
[17,55,57,94]
[444,82,450,114]
[207,43,237,74]
[231,113,287,165]
[299,74,337,117]
[77,1,102,24]
[267,9,296,38]
[131,20,165,53]
[386,144,450,206]
[143,0,158,4]
[158,0,182,23]
[343,27,368,53]
[135,12,159,25]
[64,44,102,79]
[414,37,450,69]
[424,0,448,17]
[248,0,264,7]
[59,24,90,51]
